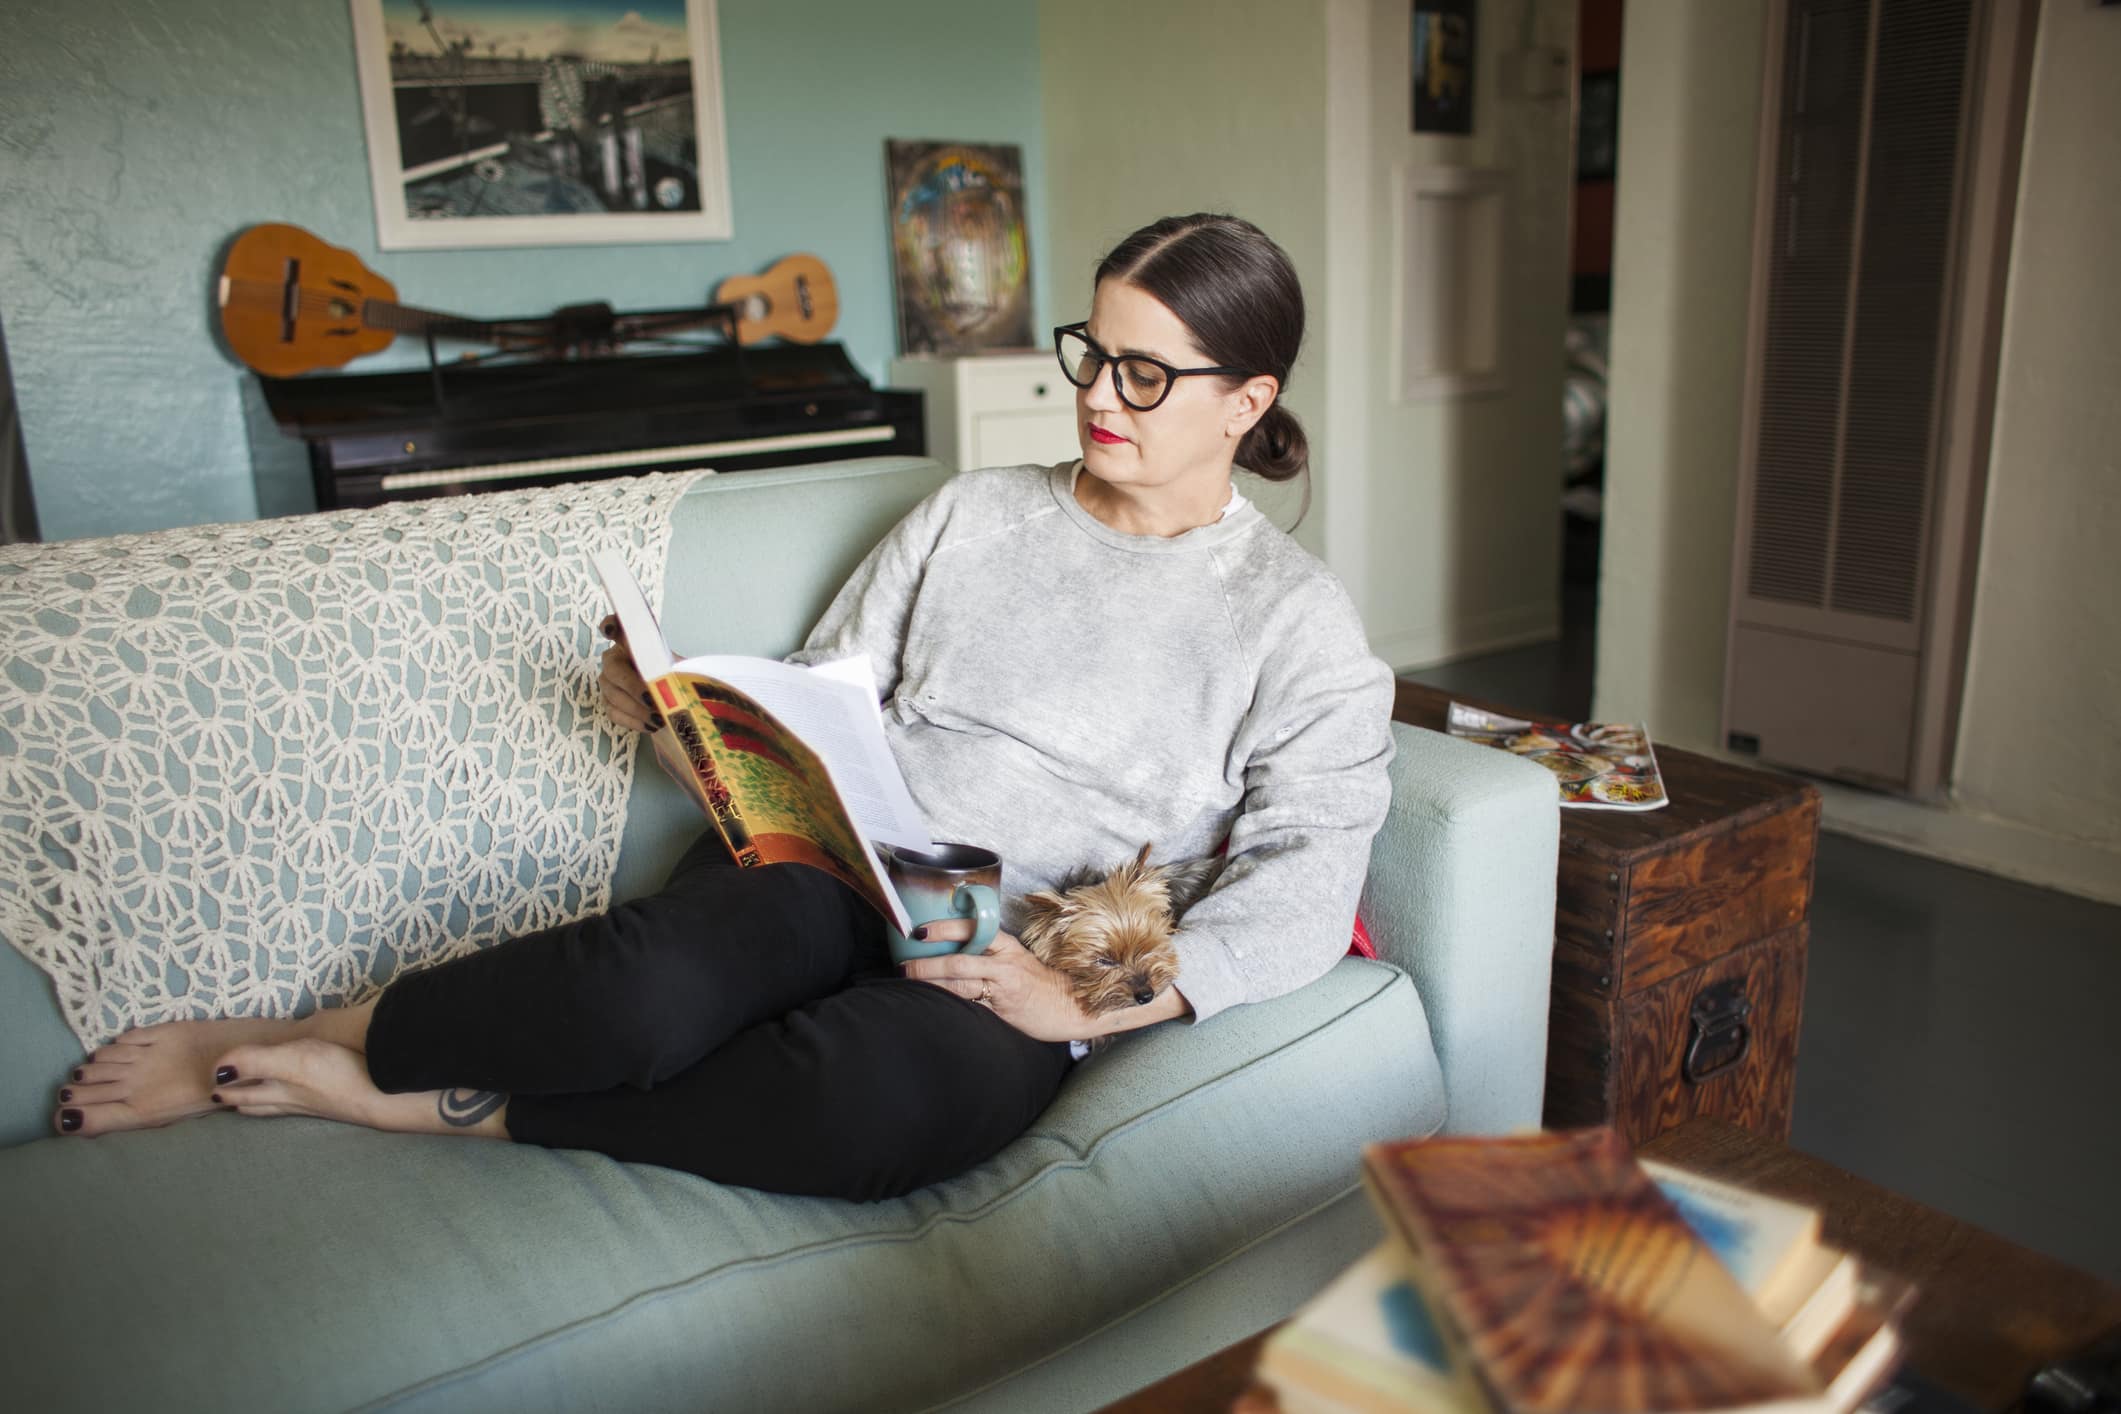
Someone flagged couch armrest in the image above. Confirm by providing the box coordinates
[1361,722,1559,1134]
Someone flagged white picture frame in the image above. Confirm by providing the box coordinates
[349,0,733,250]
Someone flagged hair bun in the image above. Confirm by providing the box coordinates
[1239,403,1308,482]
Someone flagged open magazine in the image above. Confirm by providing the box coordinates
[1446,702,1669,811]
[591,551,932,933]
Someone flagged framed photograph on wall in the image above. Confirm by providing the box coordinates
[885,140,1035,356]
[349,0,732,250]
[1411,0,1476,135]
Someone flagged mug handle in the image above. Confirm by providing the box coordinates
[952,883,1000,954]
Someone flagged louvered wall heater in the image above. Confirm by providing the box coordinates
[1723,0,2039,798]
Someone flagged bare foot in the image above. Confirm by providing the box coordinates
[211,1038,388,1127]
[54,1016,303,1137]
[212,1038,510,1140]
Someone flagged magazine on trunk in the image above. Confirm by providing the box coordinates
[590,550,933,932]
[1446,702,1669,811]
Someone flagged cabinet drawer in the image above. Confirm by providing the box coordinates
[963,360,1071,414]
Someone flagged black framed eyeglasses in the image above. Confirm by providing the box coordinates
[1052,322,1252,412]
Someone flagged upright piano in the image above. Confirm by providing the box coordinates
[256,341,924,511]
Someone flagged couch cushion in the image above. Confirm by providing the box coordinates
[0,957,1442,1414]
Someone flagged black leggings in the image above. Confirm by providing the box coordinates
[362,831,1074,1201]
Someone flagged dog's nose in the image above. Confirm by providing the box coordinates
[1133,988,1155,1006]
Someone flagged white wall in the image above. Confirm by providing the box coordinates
[1951,0,2121,853]
[1040,0,1575,672]
[1329,0,1575,672]
[1038,0,1329,552]
[1590,0,1768,747]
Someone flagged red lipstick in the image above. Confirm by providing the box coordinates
[1088,424,1128,446]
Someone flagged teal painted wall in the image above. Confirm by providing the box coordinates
[0,1,1048,541]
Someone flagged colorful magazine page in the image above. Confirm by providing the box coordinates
[1446,702,1669,811]
[665,674,913,935]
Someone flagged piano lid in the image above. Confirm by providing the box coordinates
[256,341,880,442]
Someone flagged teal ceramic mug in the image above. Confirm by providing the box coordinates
[881,843,1002,965]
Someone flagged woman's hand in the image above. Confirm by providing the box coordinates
[899,927,1099,1044]
[596,615,661,733]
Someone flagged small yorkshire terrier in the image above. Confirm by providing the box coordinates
[1019,844,1222,1030]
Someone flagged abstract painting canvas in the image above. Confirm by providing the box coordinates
[885,140,1034,356]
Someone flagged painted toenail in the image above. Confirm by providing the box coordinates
[211,1093,223,1105]
[71,1068,83,1082]
[58,1088,72,1103]
[215,1066,237,1084]
[60,1110,82,1132]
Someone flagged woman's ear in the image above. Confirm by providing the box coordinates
[1225,374,1281,440]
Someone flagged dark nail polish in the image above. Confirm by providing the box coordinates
[58,1087,72,1103]
[911,925,930,941]
[640,690,656,709]
[211,1093,223,1105]
[215,1065,237,1084]
[600,618,620,641]
[60,1109,82,1132]
[71,1068,83,1082]
[646,713,665,732]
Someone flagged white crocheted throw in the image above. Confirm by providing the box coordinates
[0,471,708,1048]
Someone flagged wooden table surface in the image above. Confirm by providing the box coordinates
[1098,1117,2121,1413]
[1641,1118,2121,1410]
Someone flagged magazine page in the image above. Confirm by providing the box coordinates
[664,674,914,934]
[1446,702,1668,811]
[589,549,932,849]
[673,653,931,851]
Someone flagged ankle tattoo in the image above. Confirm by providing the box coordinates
[437,1089,505,1127]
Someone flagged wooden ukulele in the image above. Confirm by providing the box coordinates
[217,223,839,377]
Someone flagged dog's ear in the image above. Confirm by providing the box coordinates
[1020,889,1070,926]
[1157,856,1225,918]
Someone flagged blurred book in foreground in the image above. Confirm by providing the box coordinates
[1258,1128,1912,1414]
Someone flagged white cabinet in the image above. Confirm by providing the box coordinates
[887,352,1081,472]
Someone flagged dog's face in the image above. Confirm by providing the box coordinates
[1018,849,1187,1015]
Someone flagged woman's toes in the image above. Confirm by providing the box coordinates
[70,1061,133,1087]
[56,1101,146,1136]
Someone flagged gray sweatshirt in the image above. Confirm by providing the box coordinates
[787,462,1396,1023]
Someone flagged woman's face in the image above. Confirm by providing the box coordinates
[1073,278,1270,497]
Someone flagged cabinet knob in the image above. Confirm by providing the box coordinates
[1033,383,1048,398]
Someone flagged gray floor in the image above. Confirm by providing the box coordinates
[1399,514,2121,1289]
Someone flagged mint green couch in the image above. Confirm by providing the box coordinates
[0,456,1558,1413]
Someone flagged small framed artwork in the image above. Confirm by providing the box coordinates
[348,0,733,250]
[1411,0,1476,135]
[885,140,1035,356]
[1578,71,1620,181]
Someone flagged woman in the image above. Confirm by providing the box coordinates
[48,214,1396,1202]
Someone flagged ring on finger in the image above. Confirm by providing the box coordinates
[978,981,994,1007]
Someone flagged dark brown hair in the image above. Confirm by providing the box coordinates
[1094,213,1309,486]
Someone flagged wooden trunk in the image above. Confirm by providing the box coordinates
[1393,681,1820,1145]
